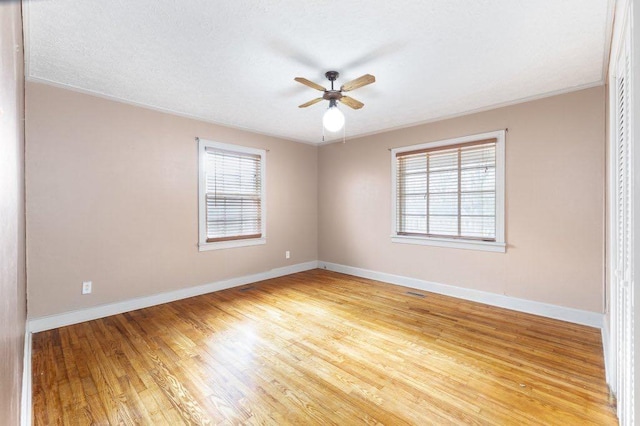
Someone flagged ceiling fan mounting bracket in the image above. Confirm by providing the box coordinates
[325,71,339,81]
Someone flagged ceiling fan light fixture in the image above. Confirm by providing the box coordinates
[323,100,345,132]
[295,71,374,135]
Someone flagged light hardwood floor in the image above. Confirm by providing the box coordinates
[32,269,617,425]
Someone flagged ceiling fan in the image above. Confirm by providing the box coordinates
[294,71,375,132]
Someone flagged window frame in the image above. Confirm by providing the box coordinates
[198,138,267,251]
[391,130,506,253]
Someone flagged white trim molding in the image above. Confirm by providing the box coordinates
[319,261,603,328]
[20,328,32,426]
[28,261,318,333]
[391,235,506,252]
[27,260,603,332]
[602,315,613,386]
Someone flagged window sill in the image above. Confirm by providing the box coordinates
[391,235,506,253]
[199,237,266,251]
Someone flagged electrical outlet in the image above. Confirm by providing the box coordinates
[285,250,290,259]
[82,281,92,295]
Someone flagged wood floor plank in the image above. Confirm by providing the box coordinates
[32,269,617,425]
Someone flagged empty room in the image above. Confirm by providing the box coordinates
[2,0,640,425]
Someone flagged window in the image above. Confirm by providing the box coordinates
[391,130,505,252]
[198,139,266,251]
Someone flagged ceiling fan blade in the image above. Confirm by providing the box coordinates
[294,77,326,92]
[341,74,376,92]
[339,96,364,110]
[298,98,324,108]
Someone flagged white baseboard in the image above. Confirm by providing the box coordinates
[28,261,318,333]
[26,258,603,332]
[20,328,32,426]
[319,261,604,328]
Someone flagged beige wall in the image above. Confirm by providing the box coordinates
[26,81,606,318]
[26,82,318,318]
[0,2,26,424]
[319,87,606,313]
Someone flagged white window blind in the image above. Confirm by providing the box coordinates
[396,139,497,241]
[198,139,266,251]
[204,147,263,242]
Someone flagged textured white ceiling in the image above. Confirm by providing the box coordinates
[24,0,612,144]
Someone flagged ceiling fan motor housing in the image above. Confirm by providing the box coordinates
[323,91,342,101]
